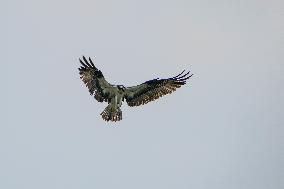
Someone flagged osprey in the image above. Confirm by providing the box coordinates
[78,56,193,122]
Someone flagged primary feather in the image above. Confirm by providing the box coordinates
[78,56,193,122]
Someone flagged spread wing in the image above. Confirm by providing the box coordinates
[78,56,112,102]
[124,70,193,107]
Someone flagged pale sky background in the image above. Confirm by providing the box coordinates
[0,0,283,188]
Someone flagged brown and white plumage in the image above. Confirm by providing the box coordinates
[124,70,192,107]
[78,56,193,122]
[78,56,111,103]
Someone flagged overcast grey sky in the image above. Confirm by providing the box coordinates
[0,0,283,188]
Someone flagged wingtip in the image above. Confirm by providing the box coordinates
[88,57,95,67]
[173,70,186,79]
[79,58,88,68]
[79,55,97,69]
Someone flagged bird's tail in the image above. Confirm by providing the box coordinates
[101,104,122,122]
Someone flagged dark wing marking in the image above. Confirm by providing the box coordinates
[124,70,193,107]
[78,56,111,102]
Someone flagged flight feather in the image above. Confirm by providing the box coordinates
[124,70,193,106]
[78,56,111,102]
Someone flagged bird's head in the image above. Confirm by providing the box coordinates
[117,85,126,91]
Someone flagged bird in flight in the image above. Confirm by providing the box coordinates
[78,56,193,122]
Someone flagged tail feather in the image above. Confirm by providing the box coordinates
[101,104,122,122]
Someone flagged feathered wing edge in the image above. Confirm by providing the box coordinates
[124,70,193,107]
[78,56,110,103]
